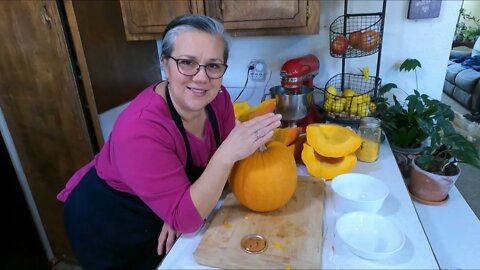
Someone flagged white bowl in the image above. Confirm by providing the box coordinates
[336,211,406,260]
[332,173,389,213]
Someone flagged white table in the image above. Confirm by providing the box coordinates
[159,141,441,269]
[413,186,480,269]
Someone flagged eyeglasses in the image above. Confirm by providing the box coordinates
[169,56,228,79]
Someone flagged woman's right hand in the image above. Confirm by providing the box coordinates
[220,113,282,163]
[157,223,180,256]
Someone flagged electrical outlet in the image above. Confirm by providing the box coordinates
[248,60,266,82]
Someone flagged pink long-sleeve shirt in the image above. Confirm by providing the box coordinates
[57,84,235,233]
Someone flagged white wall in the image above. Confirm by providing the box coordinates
[100,1,462,140]
[159,0,462,106]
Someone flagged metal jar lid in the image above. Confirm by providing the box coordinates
[240,234,268,254]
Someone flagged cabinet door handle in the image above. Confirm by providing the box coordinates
[41,0,52,29]
[219,1,224,16]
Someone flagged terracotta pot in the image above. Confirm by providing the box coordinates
[409,157,461,204]
[390,144,425,178]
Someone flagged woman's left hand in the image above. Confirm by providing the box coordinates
[157,223,180,255]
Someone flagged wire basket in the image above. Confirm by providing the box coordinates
[323,73,381,123]
[329,13,383,58]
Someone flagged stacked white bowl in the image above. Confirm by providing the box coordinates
[332,173,405,260]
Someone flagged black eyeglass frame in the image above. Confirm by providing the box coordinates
[169,56,228,79]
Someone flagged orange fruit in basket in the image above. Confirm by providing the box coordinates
[358,31,380,52]
[349,32,363,49]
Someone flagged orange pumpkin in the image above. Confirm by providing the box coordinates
[229,141,297,212]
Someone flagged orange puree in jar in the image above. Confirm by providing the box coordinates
[356,138,379,162]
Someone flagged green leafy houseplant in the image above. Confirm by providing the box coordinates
[380,59,454,149]
[455,8,480,42]
[416,132,480,175]
[379,58,480,176]
[381,90,454,148]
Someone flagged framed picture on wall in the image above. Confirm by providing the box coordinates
[407,0,442,19]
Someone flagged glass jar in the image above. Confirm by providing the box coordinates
[356,117,382,162]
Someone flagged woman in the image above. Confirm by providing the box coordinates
[57,14,281,270]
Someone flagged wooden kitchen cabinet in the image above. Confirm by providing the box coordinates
[0,0,160,266]
[120,0,320,40]
[120,0,204,40]
[204,0,320,37]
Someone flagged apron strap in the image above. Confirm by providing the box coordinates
[206,103,221,148]
[165,83,221,176]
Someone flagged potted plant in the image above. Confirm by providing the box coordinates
[409,128,480,204]
[379,59,454,177]
[378,58,480,203]
[454,8,480,43]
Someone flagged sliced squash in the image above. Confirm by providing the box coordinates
[306,124,361,158]
[293,134,307,162]
[286,143,295,156]
[233,101,251,120]
[301,143,357,180]
[271,127,302,146]
[238,99,276,122]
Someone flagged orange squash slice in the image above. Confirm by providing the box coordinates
[233,101,251,120]
[238,99,276,122]
[301,143,357,180]
[306,124,361,158]
[271,127,302,146]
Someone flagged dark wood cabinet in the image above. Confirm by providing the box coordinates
[120,0,320,40]
[120,0,204,40]
[0,0,161,265]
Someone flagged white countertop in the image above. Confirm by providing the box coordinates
[413,186,480,269]
[159,141,441,269]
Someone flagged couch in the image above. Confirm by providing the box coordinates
[443,41,480,113]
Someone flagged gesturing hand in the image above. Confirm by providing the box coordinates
[221,113,282,163]
[157,223,180,255]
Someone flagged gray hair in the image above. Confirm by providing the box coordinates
[161,14,229,63]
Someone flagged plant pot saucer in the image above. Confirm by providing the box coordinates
[409,192,449,206]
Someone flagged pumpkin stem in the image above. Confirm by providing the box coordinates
[258,144,267,152]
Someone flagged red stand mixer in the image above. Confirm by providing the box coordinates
[280,54,320,90]
[271,54,323,129]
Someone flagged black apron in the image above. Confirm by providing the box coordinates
[165,83,221,182]
[64,84,221,270]
[65,167,163,270]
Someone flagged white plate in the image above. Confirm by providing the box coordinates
[336,211,405,260]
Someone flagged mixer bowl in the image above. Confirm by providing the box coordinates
[269,85,314,122]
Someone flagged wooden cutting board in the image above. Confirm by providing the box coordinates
[194,176,325,269]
